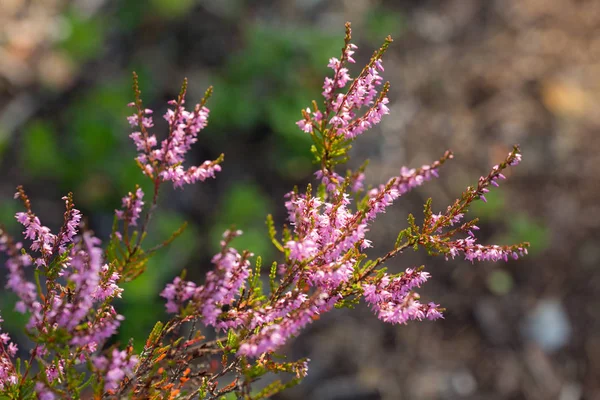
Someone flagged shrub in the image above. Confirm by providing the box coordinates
[0,23,528,399]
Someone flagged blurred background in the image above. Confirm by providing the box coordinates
[1,0,599,399]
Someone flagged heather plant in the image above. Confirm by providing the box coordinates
[0,23,528,399]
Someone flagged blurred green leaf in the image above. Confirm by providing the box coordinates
[0,200,19,231]
[0,128,8,157]
[486,269,514,295]
[217,183,271,225]
[22,121,64,178]
[266,93,314,143]
[470,191,505,221]
[150,0,196,18]
[506,214,550,255]
[118,212,198,350]
[211,183,272,259]
[365,8,406,44]
[209,80,262,131]
[59,10,105,61]
[0,293,30,334]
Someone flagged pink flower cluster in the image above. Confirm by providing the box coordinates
[161,230,252,329]
[234,161,448,356]
[94,348,138,392]
[0,192,131,393]
[362,268,443,325]
[0,25,530,398]
[238,292,340,357]
[115,187,144,226]
[439,235,529,263]
[329,59,389,140]
[296,32,389,140]
[1,227,36,315]
[15,212,56,267]
[127,86,222,188]
[0,313,18,391]
[284,192,367,289]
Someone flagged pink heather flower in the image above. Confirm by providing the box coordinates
[430,212,464,233]
[161,230,251,330]
[92,264,124,301]
[128,89,222,188]
[367,161,444,206]
[59,196,82,252]
[283,180,409,291]
[295,359,310,379]
[197,239,251,328]
[327,57,340,70]
[320,49,389,140]
[94,349,138,392]
[350,172,365,193]
[345,43,357,63]
[509,152,522,166]
[322,42,357,104]
[283,189,385,291]
[1,228,36,314]
[296,108,314,133]
[248,291,308,330]
[159,161,222,189]
[70,306,125,349]
[314,170,344,194]
[45,362,64,383]
[15,211,56,266]
[160,276,198,314]
[8,219,128,354]
[238,292,340,357]
[0,313,18,391]
[362,268,443,325]
[296,118,313,133]
[115,187,144,226]
[49,231,105,332]
[433,234,528,263]
[35,382,55,400]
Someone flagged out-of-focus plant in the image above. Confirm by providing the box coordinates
[0,23,528,399]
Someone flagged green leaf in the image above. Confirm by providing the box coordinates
[22,121,64,178]
[59,9,105,61]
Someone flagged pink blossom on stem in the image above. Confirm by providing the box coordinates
[160,276,198,314]
[92,264,124,301]
[127,80,223,189]
[115,187,144,226]
[362,268,443,325]
[58,195,82,253]
[160,160,222,189]
[0,313,18,391]
[196,235,252,329]
[238,292,340,357]
[1,227,36,314]
[438,235,529,263]
[35,382,55,400]
[368,152,453,202]
[14,210,56,267]
[93,348,138,392]
[161,230,252,330]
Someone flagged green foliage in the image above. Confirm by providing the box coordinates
[149,0,196,18]
[211,182,273,260]
[59,9,105,61]
[209,24,341,176]
[504,214,549,255]
[486,269,514,295]
[22,121,64,177]
[365,7,407,43]
[470,191,506,220]
[118,211,198,352]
